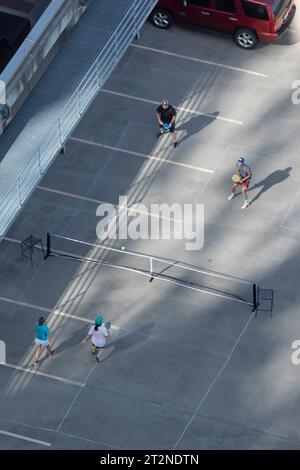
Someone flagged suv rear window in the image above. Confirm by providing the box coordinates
[241,1,269,20]
[259,0,291,19]
[271,0,288,16]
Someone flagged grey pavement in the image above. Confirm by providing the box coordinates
[1,10,300,450]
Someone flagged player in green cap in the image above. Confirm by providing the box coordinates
[82,315,109,362]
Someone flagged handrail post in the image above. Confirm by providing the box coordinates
[38,147,42,175]
[115,31,118,60]
[149,256,154,283]
[78,88,82,116]
[58,117,62,145]
[44,232,51,260]
[252,283,258,313]
[17,177,22,207]
[134,1,136,30]
[96,57,100,87]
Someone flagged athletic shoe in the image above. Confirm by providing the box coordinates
[241,201,249,210]
[228,193,234,201]
[95,356,100,363]
[173,142,178,148]
[32,361,40,367]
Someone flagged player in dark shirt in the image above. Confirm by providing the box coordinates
[156,100,177,148]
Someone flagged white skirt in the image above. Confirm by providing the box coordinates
[35,338,49,348]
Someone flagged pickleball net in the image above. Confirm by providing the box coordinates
[44,232,258,310]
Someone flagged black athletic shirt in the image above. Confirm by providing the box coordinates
[157,104,176,123]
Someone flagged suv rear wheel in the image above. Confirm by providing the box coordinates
[234,28,258,50]
[150,9,173,29]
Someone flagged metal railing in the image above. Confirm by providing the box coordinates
[0,0,158,241]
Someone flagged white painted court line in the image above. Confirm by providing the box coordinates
[130,44,269,78]
[0,294,120,331]
[4,236,21,244]
[173,311,256,449]
[56,362,97,432]
[0,293,227,359]
[0,296,51,314]
[0,429,51,447]
[37,185,184,224]
[1,363,85,388]
[69,136,214,174]
[101,89,243,126]
[279,190,300,232]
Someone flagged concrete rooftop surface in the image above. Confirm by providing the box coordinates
[1,1,300,451]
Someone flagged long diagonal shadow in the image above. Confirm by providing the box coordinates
[249,167,292,206]
[177,111,220,145]
[100,323,154,363]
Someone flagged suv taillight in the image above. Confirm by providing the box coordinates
[268,7,276,33]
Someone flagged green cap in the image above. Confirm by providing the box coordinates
[95,315,103,326]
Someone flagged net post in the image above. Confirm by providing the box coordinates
[149,256,154,283]
[44,233,51,260]
[252,283,258,313]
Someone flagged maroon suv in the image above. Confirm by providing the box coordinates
[150,0,296,49]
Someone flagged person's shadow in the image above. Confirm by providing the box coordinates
[101,322,154,363]
[177,111,219,144]
[249,167,292,206]
[51,323,88,355]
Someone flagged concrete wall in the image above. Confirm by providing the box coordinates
[0,0,91,134]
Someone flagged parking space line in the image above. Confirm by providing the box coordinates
[2,415,123,450]
[174,311,255,449]
[0,295,120,330]
[1,363,85,388]
[56,362,97,432]
[279,190,300,232]
[0,292,228,359]
[69,136,214,174]
[130,44,269,78]
[4,236,21,244]
[0,429,51,447]
[0,296,51,314]
[101,89,243,125]
[37,186,185,224]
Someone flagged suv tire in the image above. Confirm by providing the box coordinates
[234,28,258,50]
[150,9,173,29]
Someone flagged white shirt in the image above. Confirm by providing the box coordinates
[88,325,109,348]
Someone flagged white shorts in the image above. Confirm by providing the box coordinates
[92,342,105,349]
[35,338,49,348]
